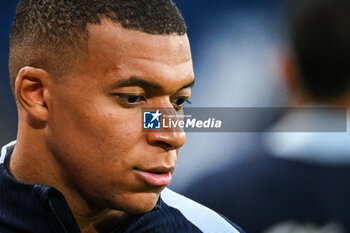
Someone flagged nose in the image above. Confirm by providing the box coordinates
[146,130,186,151]
[145,97,187,151]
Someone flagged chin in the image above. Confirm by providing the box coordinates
[118,191,161,214]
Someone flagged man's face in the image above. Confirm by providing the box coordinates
[46,19,194,213]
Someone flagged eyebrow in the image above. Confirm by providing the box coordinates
[179,79,195,91]
[115,77,195,92]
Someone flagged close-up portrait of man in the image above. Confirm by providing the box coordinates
[0,0,244,233]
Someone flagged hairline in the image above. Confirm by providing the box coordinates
[9,15,187,91]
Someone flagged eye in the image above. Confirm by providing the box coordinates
[172,97,191,110]
[115,94,146,104]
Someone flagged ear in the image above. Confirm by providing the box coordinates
[15,66,50,122]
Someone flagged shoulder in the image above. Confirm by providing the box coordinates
[160,188,244,233]
[0,223,20,233]
[122,188,244,233]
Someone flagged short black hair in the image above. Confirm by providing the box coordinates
[288,0,350,100]
[9,0,187,89]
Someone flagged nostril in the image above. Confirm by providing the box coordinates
[146,132,185,151]
[155,141,173,150]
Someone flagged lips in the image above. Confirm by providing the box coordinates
[134,167,173,186]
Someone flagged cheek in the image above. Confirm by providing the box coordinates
[47,94,143,171]
[89,106,143,152]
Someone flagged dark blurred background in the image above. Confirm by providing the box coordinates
[0,1,18,146]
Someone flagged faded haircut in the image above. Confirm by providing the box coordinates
[9,0,187,89]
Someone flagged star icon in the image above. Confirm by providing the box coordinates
[151,110,162,122]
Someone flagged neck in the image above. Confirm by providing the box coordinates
[78,210,130,233]
[9,123,127,232]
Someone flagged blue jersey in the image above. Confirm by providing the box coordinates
[0,142,244,233]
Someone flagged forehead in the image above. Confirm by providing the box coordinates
[89,19,191,62]
[80,19,193,87]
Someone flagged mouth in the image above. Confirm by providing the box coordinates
[134,167,173,186]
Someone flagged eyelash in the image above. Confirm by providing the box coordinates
[115,94,146,105]
[172,97,192,110]
[114,94,191,109]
